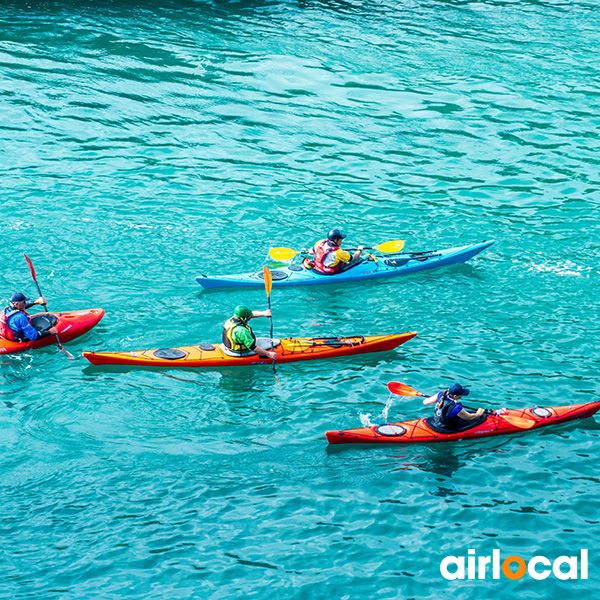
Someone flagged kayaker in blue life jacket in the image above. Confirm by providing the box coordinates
[304,228,364,274]
[0,292,58,342]
[430,383,485,431]
[222,305,276,359]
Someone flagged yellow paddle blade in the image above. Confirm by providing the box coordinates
[263,266,273,296]
[269,247,298,261]
[375,239,405,253]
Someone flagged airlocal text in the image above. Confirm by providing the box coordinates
[441,549,588,580]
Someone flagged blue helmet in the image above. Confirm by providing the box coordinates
[327,228,346,242]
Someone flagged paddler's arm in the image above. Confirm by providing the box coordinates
[457,407,485,420]
[249,309,271,319]
[352,245,364,261]
[24,297,47,310]
[254,345,276,360]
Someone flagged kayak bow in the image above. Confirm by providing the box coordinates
[82,332,417,368]
[326,400,600,444]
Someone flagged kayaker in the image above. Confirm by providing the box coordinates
[430,383,485,431]
[222,305,276,359]
[304,228,364,274]
[0,292,58,342]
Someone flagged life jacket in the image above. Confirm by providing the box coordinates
[313,240,341,274]
[433,391,462,428]
[222,316,256,353]
[0,306,31,342]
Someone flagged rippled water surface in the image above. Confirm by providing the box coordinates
[1,1,599,598]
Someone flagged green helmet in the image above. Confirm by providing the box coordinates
[234,305,253,320]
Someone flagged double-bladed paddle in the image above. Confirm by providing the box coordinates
[269,239,405,262]
[23,254,74,360]
[387,381,534,429]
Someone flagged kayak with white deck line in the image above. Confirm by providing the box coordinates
[195,240,494,291]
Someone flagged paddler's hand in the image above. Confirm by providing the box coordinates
[475,408,485,417]
[34,296,47,306]
[47,327,58,335]
[266,351,276,360]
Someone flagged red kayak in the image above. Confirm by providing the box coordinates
[326,400,600,444]
[0,309,105,355]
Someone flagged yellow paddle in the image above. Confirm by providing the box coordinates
[387,381,535,430]
[269,239,405,261]
[262,266,276,373]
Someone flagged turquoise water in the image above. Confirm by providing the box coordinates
[1,0,599,598]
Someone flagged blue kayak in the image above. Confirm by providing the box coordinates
[195,240,495,291]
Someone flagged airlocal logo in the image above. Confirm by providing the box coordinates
[441,549,588,580]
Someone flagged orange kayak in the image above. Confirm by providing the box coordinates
[326,400,600,444]
[82,332,417,367]
[0,309,105,355]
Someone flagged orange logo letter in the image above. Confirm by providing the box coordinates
[502,556,526,580]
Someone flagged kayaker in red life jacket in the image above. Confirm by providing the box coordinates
[0,292,58,342]
[429,383,485,430]
[222,305,276,359]
[305,229,364,275]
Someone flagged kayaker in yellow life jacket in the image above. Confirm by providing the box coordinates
[222,305,276,359]
[429,383,485,431]
[305,229,364,275]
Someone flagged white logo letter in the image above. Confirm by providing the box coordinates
[553,556,578,580]
[528,556,551,580]
[441,556,465,580]
[492,549,500,579]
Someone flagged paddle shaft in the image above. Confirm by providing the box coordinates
[23,255,73,359]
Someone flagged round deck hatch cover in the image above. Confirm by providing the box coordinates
[375,424,407,437]
[153,348,186,360]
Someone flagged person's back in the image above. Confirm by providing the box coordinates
[222,305,276,359]
[429,384,486,433]
[223,313,256,354]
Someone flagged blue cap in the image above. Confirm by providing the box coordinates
[448,383,470,397]
[10,292,30,303]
